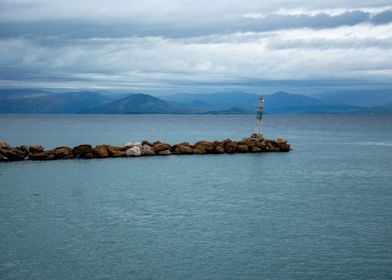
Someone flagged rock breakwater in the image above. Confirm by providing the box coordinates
[0,137,290,162]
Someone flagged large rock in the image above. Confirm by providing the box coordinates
[277,142,290,152]
[264,140,279,152]
[215,145,225,154]
[153,143,171,153]
[29,145,44,153]
[30,151,54,161]
[73,145,94,159]
[16,146,30,156]
[1,148,26,161]
[159,149,171,156]
[251,146,262,153]
[141,145,155,156]
[0,140,10,149]
[126,146,141,157]
[175,145,193,154]
[194,141,215,153]
[141,140,153,147]
[53,146,73,159]
[106,146,126,157]
[225,142,238,153]
[236,144,249,153]
[94,145,109,158]
[243,138,258,149]
[193,146,207,154]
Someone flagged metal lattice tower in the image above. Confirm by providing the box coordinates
[253,96,264,138]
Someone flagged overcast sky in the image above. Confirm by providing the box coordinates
[0,0,391,94]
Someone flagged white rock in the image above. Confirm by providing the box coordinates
[133,142,142,148]
[126,146,141,156]
[141,145,155,155]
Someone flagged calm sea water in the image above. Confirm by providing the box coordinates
[0,114,392,280]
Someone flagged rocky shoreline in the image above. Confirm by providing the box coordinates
[0,137,290,162]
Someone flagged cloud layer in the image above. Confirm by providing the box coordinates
[0,0,391,93]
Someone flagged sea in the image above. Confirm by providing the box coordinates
[0,114,392,280]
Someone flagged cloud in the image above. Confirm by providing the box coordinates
[0,1,391,92]
[1,22,391,92]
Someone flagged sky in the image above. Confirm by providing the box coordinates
[0,0,391,94]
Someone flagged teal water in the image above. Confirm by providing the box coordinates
[1,114,392,280]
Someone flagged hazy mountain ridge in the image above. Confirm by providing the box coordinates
[0,89,391,114]
[0,90,112,114]
[82,94,185,114]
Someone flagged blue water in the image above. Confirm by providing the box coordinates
[1,114,392,280]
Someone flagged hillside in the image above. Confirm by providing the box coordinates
[0,90,111,114]
[164,91,357,113]
[82,93,183,114]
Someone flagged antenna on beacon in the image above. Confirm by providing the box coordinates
[251,96,264,139]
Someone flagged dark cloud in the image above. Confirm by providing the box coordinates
[0,10,391,39]
[371,10,392,24]
[0,1,391,92]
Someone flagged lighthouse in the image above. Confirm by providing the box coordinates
[251,96,264,139]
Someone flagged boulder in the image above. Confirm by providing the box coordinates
[251,146,262,153]
[107,145,125,156]
[73,145,94,159]
[141,145,155,156]
[264,141,279,152]
[194,141,215,153]
[215,145,225,154]
[94,145,109,158]
[141,140,153,147]
[107,147,126,157]
[112,151,127,157]
[126,146,141,157]
[0,140,10,149]
[29,145,44,153]
[159,149,171,156]
[53,146,74,159]
[0,148,26,161]
[225,142,238,153]
[193,145,207,154]
[236,144,249,153]
[30,151,53,161]
[153,143,171,153]
[17,146,30,155]
[175,145,193,154]
[243,138,258,148]
[277,142,290,152]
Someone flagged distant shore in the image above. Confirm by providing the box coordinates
[0,137,290,162]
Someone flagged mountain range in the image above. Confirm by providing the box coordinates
[0,89,391,114]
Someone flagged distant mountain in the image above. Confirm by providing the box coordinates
[82,93,184,114]
[0,89,111,114]
[164,91,357,113]
[263,92,357,114]
[316,90,392,107]
[1,88,391,114]
[355,103,392,113]
[163,92,258,111]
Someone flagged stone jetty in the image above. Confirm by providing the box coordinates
[0,137,290,162]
